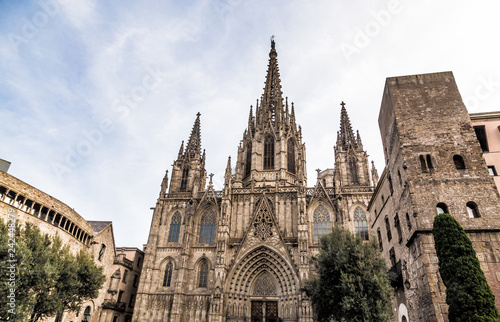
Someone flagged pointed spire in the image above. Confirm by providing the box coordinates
[290,102,296,126]
[178,141,184,159]
[160,170,169,198]
[285,97,289,126]
[371,161,379,187]
[185,112,202,158]
[224,156,232,187]
[258,37,284,127]
[356,130,363,150]
[248,105,254,134]
[338,101,357,150]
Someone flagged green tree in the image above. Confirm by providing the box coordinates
[0,219,105,322]
[303,227,393,322]
[433,213,500,321]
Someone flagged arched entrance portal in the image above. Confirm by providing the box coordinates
[225,246,299,321]
[251,272,278,322]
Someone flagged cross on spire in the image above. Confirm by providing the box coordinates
[340,101,346,108]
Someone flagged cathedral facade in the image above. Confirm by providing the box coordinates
[132,40,375,322]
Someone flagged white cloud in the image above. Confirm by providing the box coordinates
[1,0,500,247]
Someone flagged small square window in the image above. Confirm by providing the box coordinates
[488,166,497,176]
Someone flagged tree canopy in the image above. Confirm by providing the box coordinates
[0,218,105,322]
[433,213,500,321]
[303,227,393,322]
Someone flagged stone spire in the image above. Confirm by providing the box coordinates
[185,112,202,158]
[371,161,379,187]
[257,37,284,127]
[337,101,357,151]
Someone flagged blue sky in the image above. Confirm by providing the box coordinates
[1,0,500,248]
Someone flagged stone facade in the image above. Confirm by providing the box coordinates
[133,41,375,322]
[370,72,500,321]
[470,111,500,192]
[0,170,116,322]
[100,247,145,322]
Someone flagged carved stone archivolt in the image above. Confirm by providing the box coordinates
[227,246,298,297]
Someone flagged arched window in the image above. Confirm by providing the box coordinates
[180,167,189,192]
[82,306,91,322]
[354,207,369,240]
[313,205,331,242]
[163,262,173,287]
[98,244,106,261]
[287,139,296,174]
[453,155,466,170]
[198,261,209,288]
[199,209,216,243]
[436,203,448,214]
[245,142,252,177]
[264,135,274,170]
[467,202,480,218]
[167,212,181,242]
[349,156,359,184]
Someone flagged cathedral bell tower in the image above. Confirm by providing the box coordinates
[334,102,371,188]
[168,113,207,196]
[234,38,307,188]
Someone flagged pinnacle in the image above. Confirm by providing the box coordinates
[338,101,358,150]
[185,113,202,158]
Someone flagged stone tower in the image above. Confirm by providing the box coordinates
[133,40,375,322]
[372,72,500,321]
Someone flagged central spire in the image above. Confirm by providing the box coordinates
[185,112,202,158]
[337,101,358,151]
[258,37,284,127]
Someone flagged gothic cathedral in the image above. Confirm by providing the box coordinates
[133,40,376,322]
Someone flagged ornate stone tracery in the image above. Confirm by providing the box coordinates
[253,271,277,296]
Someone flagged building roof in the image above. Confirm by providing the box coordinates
[88,221,112,233]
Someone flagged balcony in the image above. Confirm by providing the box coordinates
[102,299,126,312]
[388,260,403,288]
[114,256,134,270]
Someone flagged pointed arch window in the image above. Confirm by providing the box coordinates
[467,202,480,218]
[264,135,274,170]
[354,207,369,240]
[349,156,359,184]
[167,212,181,242]
[313,205,331,242]
[199,209,216,243]
[245,142,252,177]
[453,155,466,170]
[198,261,209,288]
[180,167,189,192]
[287,139,296,174]
[82,306,91,322]
[163,262,173,287]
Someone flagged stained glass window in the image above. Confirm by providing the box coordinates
[199,209,216,243]
[313,205,331,242]
[287,139,296,174]
[199,261,208,288]
[180,167,189,191]
[264,135,274,170]
[245,142,252,177]
[168,212,181,242]
[354,207,368,240]
[163,262,173,287]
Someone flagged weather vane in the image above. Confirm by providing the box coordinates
[270,35,275,48]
